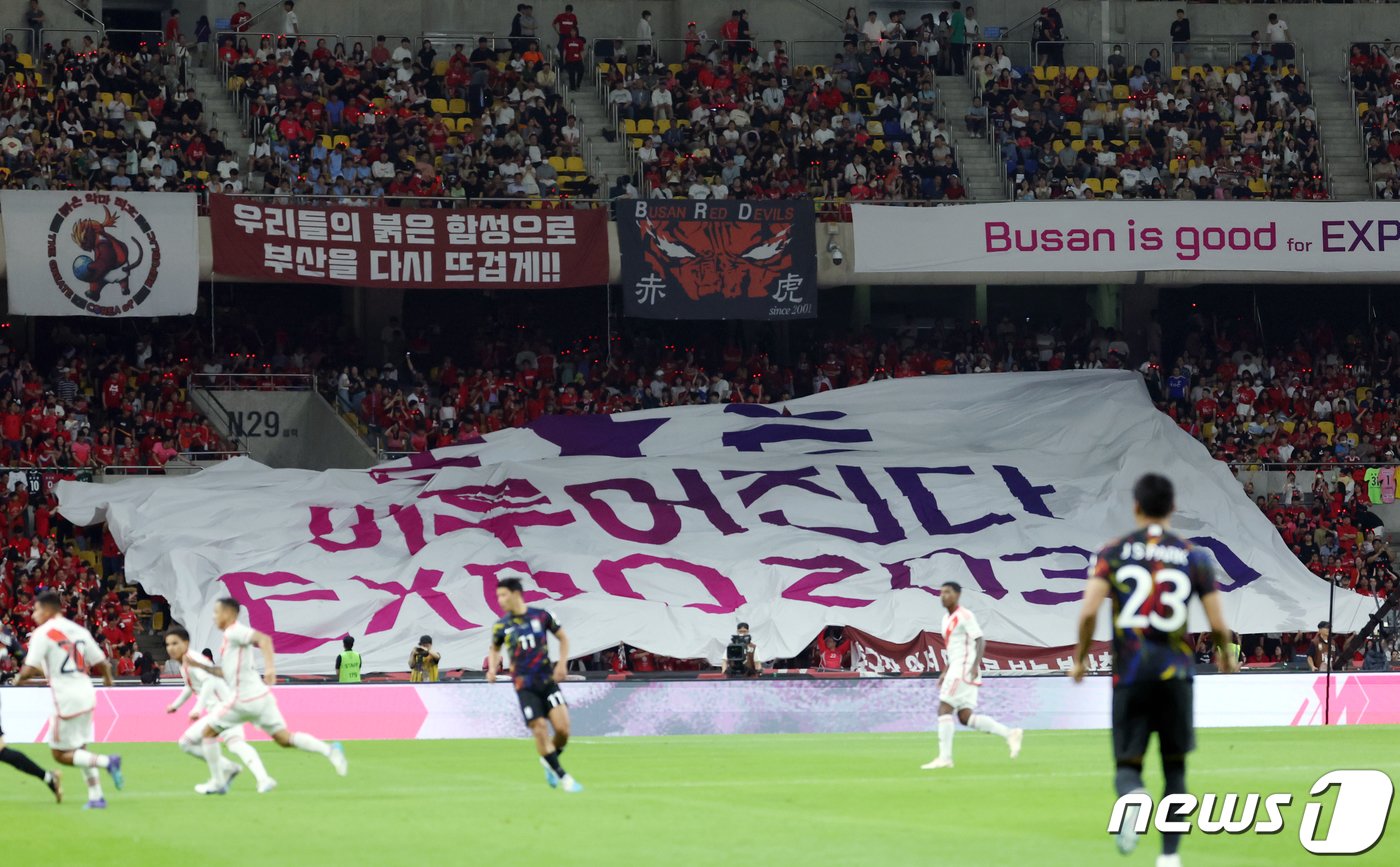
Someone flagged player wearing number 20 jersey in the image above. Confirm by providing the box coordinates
[1089,524,1218,687]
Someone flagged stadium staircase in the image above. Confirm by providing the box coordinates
[936,74,1006,202]
[1314,77,1370,201]
[186,61,257,190]
[567,85,629,193]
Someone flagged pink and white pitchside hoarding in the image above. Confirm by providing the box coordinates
[852,202,1400,273]
[1,675,1397,743]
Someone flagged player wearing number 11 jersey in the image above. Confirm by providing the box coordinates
[488,578,583,794]
[1072,474,1236,867]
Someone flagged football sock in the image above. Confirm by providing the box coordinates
[71,749,110,770]
[1162,760,1187,856]
[178,738,203,760]
[968,713,1011,739]
[1115,763,1146,796]
[544,750,567,778]
[202,738,227,787]
[937,714,955,760]
[83,767,102,801]
[290,732,332,757]
[0,747,48,781]
[228,740,271,784]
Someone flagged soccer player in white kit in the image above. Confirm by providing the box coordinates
[921,581,1024,770]
[14,592,125,808]
[183,597,347,794]
[164,627,275,793]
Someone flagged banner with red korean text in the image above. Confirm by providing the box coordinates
[56,372,1374,676]
[618,199,817,320]
[2,190,198,317]
[851,202,1400,274]
[844,627,1109,676]
[208,195,609,289]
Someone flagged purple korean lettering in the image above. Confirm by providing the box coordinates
[308,505,382,552]
[426,480,576,548]
[726,465,904,545]
[993,465,1058,518]
[594,554,746,614]
[765,554,875,608]
[566,469,744,544]
[720,404,874,452]
[217,571,347,653]
[888,466,1014,535]
[351,567,480,634]
[885,548,1008,600]
[1000,546,1091,605]
[466,561,585,616]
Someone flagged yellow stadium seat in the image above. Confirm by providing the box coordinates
[656,119,671,133]
[1282,421,1296,434]
[866,120,883,136]
[1064,66,1079,79]
[597,62,611,74]
[433,59,449,76]
[1085,178,1102,193]
[99,91,113,104]
[1032,65,1046,81]
[1357,386,1371,403]
[622,118,638,135]
[333,134,351,148]
[18,53,33,69]
[1064,121,1082,137]
[448,98,466,115]
[1102,178,1119,193]
[119,92,133,107]
[1070,139,1086,151]
[1318,421,1335,443]
[637,119,654,134]
[1044,66,1060,80]
[668,63,682,74]
[1051,140,1066,153]
[1112,84,1129,100]
[1359,102,1370,116]
[629,137,643,149]
[547,156,565,171]
[1189,65,1204,79]
[1248,178,1268,196]
[319,134,333,149]
[565,156,585,173]
[430,98,448,114]
[871,139,886,152]
[456,116,474,131]
[1171,66,1185,80]
[853,83,872,99]
[1082,66,1099,80]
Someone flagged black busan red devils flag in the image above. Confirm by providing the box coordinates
[618,199,817,320]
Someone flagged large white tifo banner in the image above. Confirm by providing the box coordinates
[58,373,1372,675]
[852,202,1400,273]
[2,190,198,317]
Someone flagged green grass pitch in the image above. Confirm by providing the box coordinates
[2,727,1396,866]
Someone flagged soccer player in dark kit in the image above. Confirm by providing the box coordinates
[487,578,584,793]
[1071,473,1237,866]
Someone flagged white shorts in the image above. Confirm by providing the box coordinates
[49,711,96,751]
[180,715,247,745]
[939,676,981,711]
[204,694,287,737]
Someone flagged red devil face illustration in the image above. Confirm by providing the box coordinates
[641,218,793,301]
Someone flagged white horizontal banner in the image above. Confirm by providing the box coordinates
[851,202,1400,274]
[1,191,198,317]
[56,373,1372,675]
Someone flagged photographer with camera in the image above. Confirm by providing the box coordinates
[722,622,759,677]
[408,635,441,683]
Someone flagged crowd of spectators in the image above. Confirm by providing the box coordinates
[599,10,968,203]
[0,27,236,196]
[222,26,600,202]
[977,35,1327,200]
[1347,41,1400,199]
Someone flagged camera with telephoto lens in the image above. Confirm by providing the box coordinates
[726,633,751,672]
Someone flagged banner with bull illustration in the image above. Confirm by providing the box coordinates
[2,191,199,317]
[618,199,817,320]
[57,372,1371,675]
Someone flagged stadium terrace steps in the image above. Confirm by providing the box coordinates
[1313,77,1371,201]
[569,89,630,192]
[187,63,254,189]
[936,74,1006,202]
